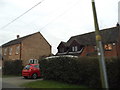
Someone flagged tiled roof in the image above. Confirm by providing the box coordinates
[61,26,120,47]
[2,32,40,47]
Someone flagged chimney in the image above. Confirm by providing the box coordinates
[17,35,20,39]
[116,23,119,27]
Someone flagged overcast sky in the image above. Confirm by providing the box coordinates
[0,0,120,54]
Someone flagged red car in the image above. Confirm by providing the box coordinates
[22,64,41,79]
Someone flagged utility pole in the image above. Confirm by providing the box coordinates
[91,0,109,89]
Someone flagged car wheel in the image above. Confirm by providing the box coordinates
[24,76,28,79]
[32,73,38,79]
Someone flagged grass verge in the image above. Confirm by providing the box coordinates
[21,80,87,88]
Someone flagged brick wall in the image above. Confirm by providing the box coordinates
[2,32,51,66]
[104,45,117,57]
[81,44,119,57]
[21,33,51,65]
[81,45,95,56]
[2,44,21,61]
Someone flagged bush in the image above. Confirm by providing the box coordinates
[3,60,23,75]
[39,57,120,88]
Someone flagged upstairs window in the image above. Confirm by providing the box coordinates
[75,46,78,51]
[72,47,75,52]
[72,46,78,52]
[104,44,112,51]
[16,46,20,54]
[9,48,12,55]
[4,48,7,55]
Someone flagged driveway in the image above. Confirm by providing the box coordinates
[2,76,43,88]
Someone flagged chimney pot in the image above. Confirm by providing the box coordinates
[116,23,119,27]
[17,35,20,39]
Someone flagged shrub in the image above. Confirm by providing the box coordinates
[39,57,120,88]
[3,60,23,75]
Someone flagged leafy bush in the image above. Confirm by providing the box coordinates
[3,60,23,75]
[39,57,120,88]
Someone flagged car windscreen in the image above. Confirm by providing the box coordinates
[34,65,39,68]
[24,65,31,70]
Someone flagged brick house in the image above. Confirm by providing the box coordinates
[57,26,120,58]
[1,32,51,65]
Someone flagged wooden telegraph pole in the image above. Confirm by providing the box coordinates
[91,0,109,89]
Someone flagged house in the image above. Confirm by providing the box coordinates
[57,26,120,58]
[1,32,51,65]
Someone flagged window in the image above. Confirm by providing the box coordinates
[34,65,39,68]
[72,47,75,52]
[9,48,12,55]
[24,65,31,70]
[16,46,20,54]
[72,46,78,52]
[4,48,7,55]
[75,46,78,51]
[104,44,112,50]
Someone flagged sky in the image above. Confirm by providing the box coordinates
[0,0,120,54]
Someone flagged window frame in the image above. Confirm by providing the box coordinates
[104,44,112,51]
[9,47,12,55]
[4,48,7,55]
[72,46,78,52]
[75,46,78,51]
[16,46,20,54]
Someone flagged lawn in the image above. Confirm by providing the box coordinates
[21,80,88,88]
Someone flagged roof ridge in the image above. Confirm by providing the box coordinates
[2,32,40,47]
[67,26,120,46]
[70,26,119,38]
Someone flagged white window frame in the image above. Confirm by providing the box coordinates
[16,46,20,54]
[72,47,75,52]
[9,48,12,55]
[72,46,78,52]
[75,46,78,51]
[4,48,7,55]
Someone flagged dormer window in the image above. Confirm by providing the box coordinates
[72,46,78,52]
[75,46,78,51]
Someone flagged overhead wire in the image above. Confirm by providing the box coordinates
[0,0,45,30]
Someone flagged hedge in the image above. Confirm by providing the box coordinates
[3,60,23,75]
[39,57,120,88]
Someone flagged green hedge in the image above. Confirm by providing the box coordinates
[39,57,120,88]
[3,60,23,75]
